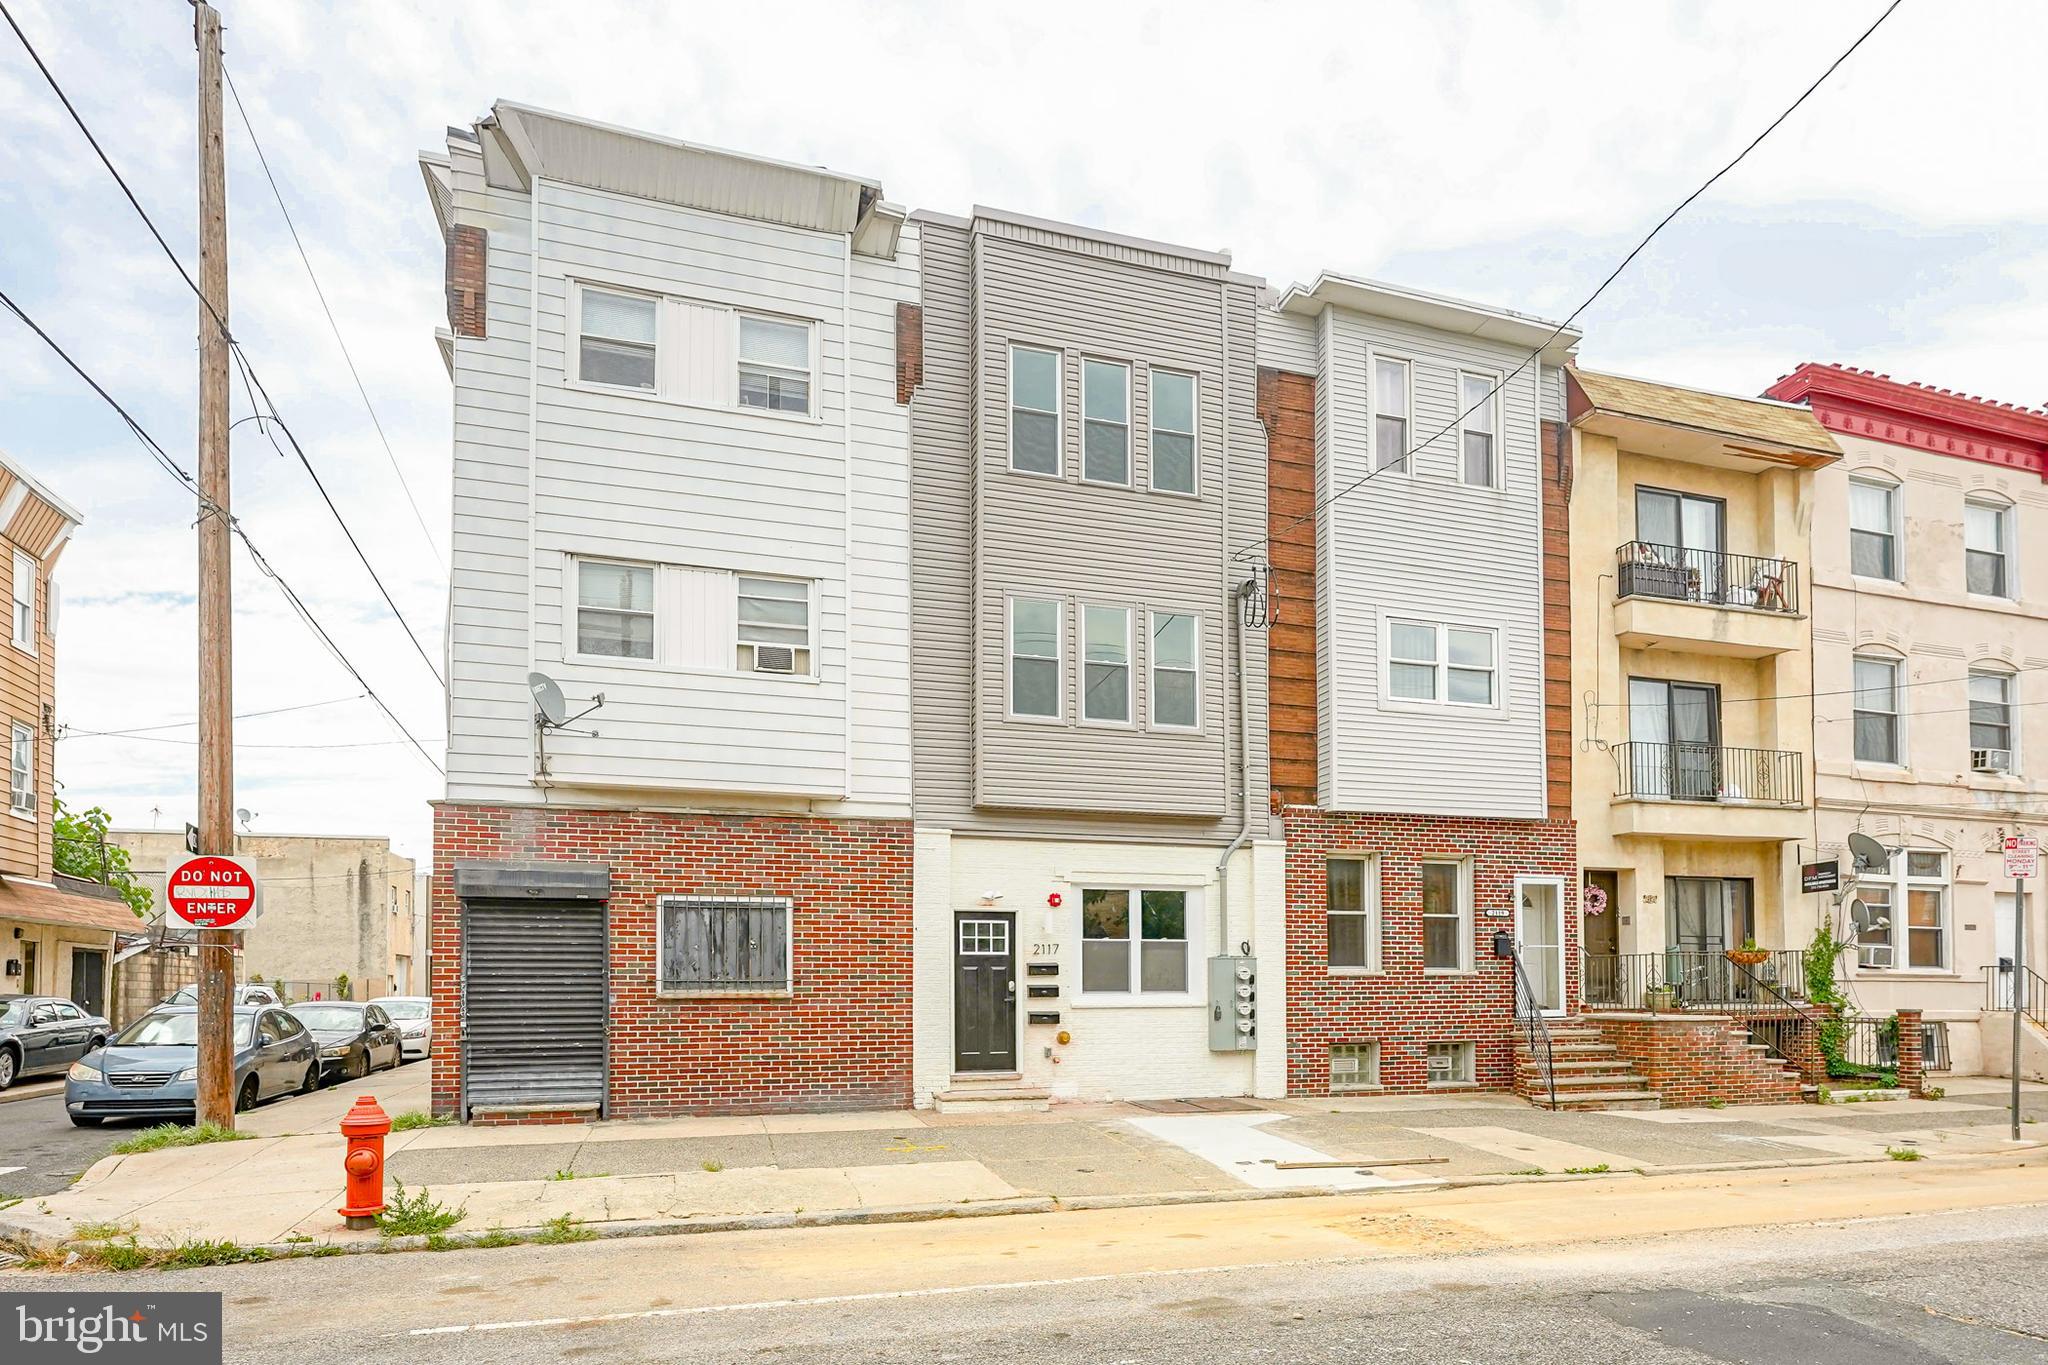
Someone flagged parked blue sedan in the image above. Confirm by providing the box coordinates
[63,1005,319,1127]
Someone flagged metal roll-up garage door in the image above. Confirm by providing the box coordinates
[456,860,610,1116]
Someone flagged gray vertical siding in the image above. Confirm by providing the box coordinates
[910,212,1272,842]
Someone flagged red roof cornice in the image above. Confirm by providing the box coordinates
[1764,363,2048,481]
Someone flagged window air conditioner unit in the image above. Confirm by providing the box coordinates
[1330,1054,1360,1081]
[750,644,797,674]
[1858,944,1893,969]
[1426,1051,1456,1083]
[1972,747,2013,774]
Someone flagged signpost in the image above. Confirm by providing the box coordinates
[1801,859,1841,895]
[165,855,260,933]
[2006,834,2039,1141]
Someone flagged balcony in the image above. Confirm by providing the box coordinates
[1612,541,1806,659]
[1610,741,1808,841]
[1583,950,1809,1012]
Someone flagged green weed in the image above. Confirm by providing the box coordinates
[389,1111,454,1131]
[110,1123,254,1155]
[1886,1146,1924,1162]
[376,1182,466,1238]
[532,1214,595,1245]
[1563,1164,1610,1175]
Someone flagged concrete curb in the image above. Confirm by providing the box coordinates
[0,1081,65,1107]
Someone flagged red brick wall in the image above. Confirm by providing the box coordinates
[1586,1013,1802,1107]
[1283,807,1578,1095]
[445,224,486,339]
[430,803,913,1120]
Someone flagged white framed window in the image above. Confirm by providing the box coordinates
[1329,1042,1380,1092]
[1458,372,1498,487]
[1081,359,1130,485]
[658,895,791,994]
[10,550,33,653]
[1008,596,1062,720]
[1081,605,1132,724]
[1854,851,1947,971]
[8,722,31,816]
[1327,856,1380,972]
[1149,370,1197,495]
[1373,356,1410,472]
[736,576,813,675]
[1969,668,2015,771]
[1426,1041,1475,1086]
[1849,475,1901,580]
[1079,886,1194,997]
[1421,859,1471,972]
[1010,344,1062,476]
[1387,620,1497,707]
[737,315,813,415]
[1965,497,2014,598]
[1149,611,1200,730]
[1852,654,1902,765]
[575,286,658,390]
[575,560,656,660]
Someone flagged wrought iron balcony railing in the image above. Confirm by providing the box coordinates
[1612,741,1803,806]
[1615,541,1800,615]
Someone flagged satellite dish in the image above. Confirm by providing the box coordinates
[1848,898,1891,932]
[235,807,253,829]
[1848,832,1891,874]
[528,672,569,728]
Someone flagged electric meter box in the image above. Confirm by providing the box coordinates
[1207,954,1257,1052]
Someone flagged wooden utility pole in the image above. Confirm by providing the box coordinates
[194,0,235,1130]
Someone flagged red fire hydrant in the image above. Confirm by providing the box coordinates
[338,1095,392,1230]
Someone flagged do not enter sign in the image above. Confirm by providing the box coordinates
[166,855,260,931]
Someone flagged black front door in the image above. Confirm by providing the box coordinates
[953,913,1016,1072]
[69,949,106,1018]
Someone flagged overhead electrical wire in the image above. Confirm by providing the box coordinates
[56,694,367,738]
[1232,0,1908,565]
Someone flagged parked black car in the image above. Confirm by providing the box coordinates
[288,1001,403,1083]
[63,1005,318,1126]
[0,994,112,1090]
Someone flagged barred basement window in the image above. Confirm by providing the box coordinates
[659,895,791,993]
[1329,1042,1380,1092]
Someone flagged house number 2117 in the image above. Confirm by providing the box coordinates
[1032,943,1059,957]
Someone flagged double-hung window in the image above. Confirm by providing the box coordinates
[576,560,656,660]
[1459,373,1498,487]
[1009,597,1061,719]
[9,551,32,652]
[1849,476,1900,580]
[1388,620,1496,706]
[1853,850,1948,970]
[659,895,791,994]
[1010,345,1061,475]
[736,576,812,674]
[1082,359,1130,484]
[1327,857,1379,971]
[576,288,658,390]
[1082,606,1132,723]
[1150,371,1197,494]
[1373,357,1410,472]
[1852,655,1902,764]
[1080,887,1191,995]
[1966,498,2013,598]
[1149,611,1199,729]
[737,316,813,415]
[8,722,31,815]
[1421,860,1470,972]
[1969,669,2014,769]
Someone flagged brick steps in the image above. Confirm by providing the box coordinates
[1514,1020,1658,1112]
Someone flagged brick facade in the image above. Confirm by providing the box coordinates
[1283,806,1577,1095]
[1538,418,1572,821]
[1586,1012,1803,1107]
[445,223,487,339]
[1259,367,1318,810]
[895,302,924,404]
[430,803,914,1120]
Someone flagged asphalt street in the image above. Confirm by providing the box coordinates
[17,1191,2048,1362]
[0,1088,125,1198]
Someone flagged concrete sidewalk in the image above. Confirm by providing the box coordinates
[7,1074,2046,1255]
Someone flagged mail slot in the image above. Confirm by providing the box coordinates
[1026,962,1059,977]
[1028,984,1059,999]
[1027,1011,1061,1025]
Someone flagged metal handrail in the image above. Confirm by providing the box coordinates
[1985,962,2048,1033]
[1511,949,1557,1110]
[1612,741,1803,806]
[1614,540,1801,615]
[1583,950,1808,1012]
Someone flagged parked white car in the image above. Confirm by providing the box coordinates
[369,996,432,1062]
[162,983,282,1008]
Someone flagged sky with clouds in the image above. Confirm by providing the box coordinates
[1,0,2043,868]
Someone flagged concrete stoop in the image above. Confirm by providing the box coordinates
[1515,1023,1661,1112]
[935,1073,1053,1114]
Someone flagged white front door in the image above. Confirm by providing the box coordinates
[1515,877,1567,1016]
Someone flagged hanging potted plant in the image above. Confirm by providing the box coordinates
[1726,937,1770,968]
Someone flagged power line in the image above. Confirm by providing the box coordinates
[59,695,365,739]
[60,731,427,751]
[0,0,446,691]
[0,285,444,776]
[220,63,444,571]
[1596,660,2048,711]
[1234,0,1907,564]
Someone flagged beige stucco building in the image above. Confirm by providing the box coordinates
[1767,364,2048,1075]
[1566,370,1840,1009]
[116,830,417,999]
